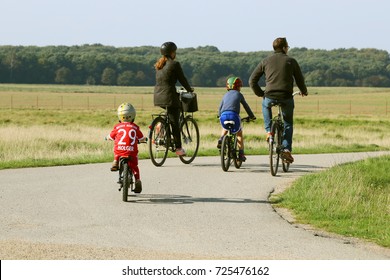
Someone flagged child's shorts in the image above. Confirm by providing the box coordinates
[220,111,241,133]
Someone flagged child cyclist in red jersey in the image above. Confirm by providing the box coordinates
[106,103,145,193]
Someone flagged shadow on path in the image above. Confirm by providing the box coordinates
[125,193,269,205]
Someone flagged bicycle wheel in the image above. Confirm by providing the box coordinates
[179,116,200,164]
[220,135,231,171]
[233,135,242,169]
[269,122,280,176]
[148,116,168,167]
[122,161,130,202]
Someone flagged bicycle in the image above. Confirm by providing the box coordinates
[148,89,200,167]
[117,156,136,202]
[268,92,300,176]
[220,116,252,172]
[115,139,147,202]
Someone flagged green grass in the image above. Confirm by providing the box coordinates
[270,155,390,247]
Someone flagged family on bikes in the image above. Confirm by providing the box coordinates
[106,37,308,198]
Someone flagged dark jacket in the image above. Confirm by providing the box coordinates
[249,51,307,99]
[219,90,255,118]
[154,58,192,108]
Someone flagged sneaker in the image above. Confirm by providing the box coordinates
[110,160,118,171]
[217,139,222,149]
[280,149,294,163]
[175,148,186,156]
[266,132,273,142]
[133,180,142,193]
[238,154,247,162]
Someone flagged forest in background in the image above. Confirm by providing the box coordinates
[1,44,390,87]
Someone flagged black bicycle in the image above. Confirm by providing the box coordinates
[148,90,200,166]
[268,92,300,176]
[117,156,136,202]
[220,116,252,172]
[116,139,147,202]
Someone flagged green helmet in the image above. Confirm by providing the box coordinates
[117,103,136,122]
[226,76,243,90]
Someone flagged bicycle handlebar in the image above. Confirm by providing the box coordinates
[105,136,148,143]
[293,91,308,97]
[241,116,256,123]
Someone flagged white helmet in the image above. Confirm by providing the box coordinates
[117,102,136,122]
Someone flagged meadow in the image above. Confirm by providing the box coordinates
[0,84,389,169]
[1,84,389,247]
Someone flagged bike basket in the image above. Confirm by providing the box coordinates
[182,92,198,112]
[180,92,194,104]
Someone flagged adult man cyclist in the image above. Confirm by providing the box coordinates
[249,37,308,163]
[154,41,194,156]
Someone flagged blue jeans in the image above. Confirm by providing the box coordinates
[262,97,295,151]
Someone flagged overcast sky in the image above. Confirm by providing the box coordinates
[1,0,389,52]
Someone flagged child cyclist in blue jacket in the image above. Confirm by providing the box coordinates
[218,77,256,162]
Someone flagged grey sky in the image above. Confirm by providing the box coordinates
[1,0,389,52]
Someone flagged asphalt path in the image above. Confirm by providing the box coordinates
[0,152,389,259]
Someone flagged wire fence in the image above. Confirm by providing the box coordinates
[0,94,155,111]
[0,93,389,117]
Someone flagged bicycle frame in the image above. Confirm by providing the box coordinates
[148,90,199,166]
[118,156,134,202]
[268,92,300,176]
[220,117,251,171]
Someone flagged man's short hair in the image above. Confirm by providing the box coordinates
[273,37,289,51]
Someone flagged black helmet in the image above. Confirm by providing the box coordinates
[160,41,177,56]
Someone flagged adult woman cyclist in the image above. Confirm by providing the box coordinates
[154,41,194,156]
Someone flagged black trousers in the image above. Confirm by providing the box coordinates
[166,106,181,149]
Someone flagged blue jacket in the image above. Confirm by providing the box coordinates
[219,90,255,118]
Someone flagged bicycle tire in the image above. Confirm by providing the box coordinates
[221,135,231,171]
[179,116,200,164]
[269,122,280,176]
[148,116,168,167]
[233,135,242,169]
[122,161,129,202]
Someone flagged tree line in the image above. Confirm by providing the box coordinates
[1,44,390,87]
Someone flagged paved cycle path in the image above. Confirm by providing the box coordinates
[0,152,389,259]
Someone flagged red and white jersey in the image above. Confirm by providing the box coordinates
[109,122,144,157]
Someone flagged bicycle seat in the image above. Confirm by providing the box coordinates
[270,101,282,107]
[223,120,236,130]
[223,120,235,126]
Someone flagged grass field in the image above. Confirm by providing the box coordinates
[0,84,390,169]
[1,84,389,248]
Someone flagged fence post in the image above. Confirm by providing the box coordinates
[317,99,319,114]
